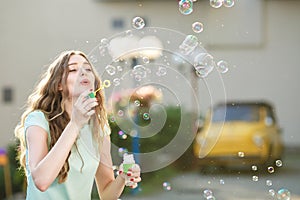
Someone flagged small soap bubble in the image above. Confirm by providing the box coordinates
[210,0,223,8]
[267,166,275,173]
[132,17,145,30]
[223,0,235,8]
[125,30,133,37]
[251,165,258,171]
[100,38,109,47]
[238,151,245,157]
[219,179,225,185]
[129,130,138,137]
[252,175,258,182]
[117,65,123,72]
[216,60,229,74]
[143,113,150,120]
[110,116,116,123]
[275,160,283,167]
[142,56,150,64]
[118,110,124,117]
[118,147,128,157]
[162,182,172,191]
[89,55,98,63]
[178,0,193,15]
[156,66,167,76]
[105,65,116,76]
[266,180,272,186]
[192,22,204,33]
[132,65,147,80]
[134,100,141,107]
[113,78,121,86]
[277,188,291,200]
[269,189,276,197]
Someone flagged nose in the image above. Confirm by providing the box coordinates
[79,67,87,76]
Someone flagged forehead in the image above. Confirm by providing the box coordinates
[68,54,88,65]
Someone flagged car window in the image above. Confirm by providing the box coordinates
[212,104,260,122]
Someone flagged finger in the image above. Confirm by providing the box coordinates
[130,177,141,183]
[130,183,138,189]
[86,109,96,116]
[84,101,98,112]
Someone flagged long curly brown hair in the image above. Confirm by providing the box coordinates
[15,50,109,183]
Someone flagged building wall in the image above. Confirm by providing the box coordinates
[0,0,299,147]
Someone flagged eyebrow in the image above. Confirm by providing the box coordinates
[67,61,91,67]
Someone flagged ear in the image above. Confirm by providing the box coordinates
[58,83,63,91]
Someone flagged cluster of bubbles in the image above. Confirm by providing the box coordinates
[178,0,235,16]
[162,182,172,191]
[203,189,216,200]
[178,34,229,78]
[249,160,291,199]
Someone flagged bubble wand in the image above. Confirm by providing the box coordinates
[88,80,111,98]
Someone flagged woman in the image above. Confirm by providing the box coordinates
[15,50,141,200]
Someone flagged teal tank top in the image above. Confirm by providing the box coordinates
[24,110,103,200]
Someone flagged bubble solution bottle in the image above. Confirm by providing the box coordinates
[122,153,135,186]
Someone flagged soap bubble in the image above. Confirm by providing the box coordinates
[118,147,128,157]
[194,53,214,78]
[203,189,213,198]
[100,38,109,47]
[269,189,276,197]
[223,0,235,8]
[266,180,272,186]
[113,78,121,86]
[216,60,229,73]
[105,65,116,76]
[162,182,172,191]
[210,0,223,8]
[132,17,145,30]
[252,176,258,182]
[178,0,193,15]
[238,151,245,157]
[267,166,275,173]
[192,22,204,33]
[179,35,199,55]
[251,165,258,171]
[219,179,225,185]
[134,100,141,107]
[143,113,150,120]
[142,56,150,64]
[118,110,124,117]
[277,188,291,200]
[156,66,167,76]
[275,159,283,167]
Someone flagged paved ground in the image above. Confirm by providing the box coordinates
[122,152,300,200]
[8,151,300,200]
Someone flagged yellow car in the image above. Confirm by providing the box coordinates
[193,101,284,169]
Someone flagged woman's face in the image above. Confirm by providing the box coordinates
[66,54,95,98]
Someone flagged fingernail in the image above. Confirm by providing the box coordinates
[127,172,132,176]
[89,88,93,91]
[119,171,123,174]
[130,178,134,181]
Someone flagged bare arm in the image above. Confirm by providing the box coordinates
[95,136,141,200]
[26,90,98,191]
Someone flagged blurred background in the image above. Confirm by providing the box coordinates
[0,0,299,199]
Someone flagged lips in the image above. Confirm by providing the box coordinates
[80,79,91,86]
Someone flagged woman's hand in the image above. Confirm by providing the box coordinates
[119,163,142,189]
[70,90,98,129]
